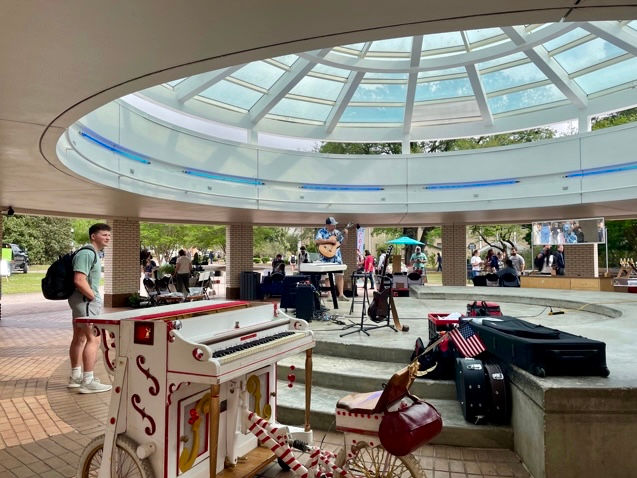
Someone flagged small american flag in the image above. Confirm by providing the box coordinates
[449,321,486,358]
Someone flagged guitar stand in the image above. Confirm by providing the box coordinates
[363,291,399,334]
[340,273,372,337]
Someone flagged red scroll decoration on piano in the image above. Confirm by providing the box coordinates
[100,329,117,372]
[131,394,157,436]
[136,355,160,396]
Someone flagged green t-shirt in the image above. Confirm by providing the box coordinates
[73,246,101,301]
[410,252,427,270]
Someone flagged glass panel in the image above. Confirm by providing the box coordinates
[311,64,351,78]
[199,81,263,110]
[166,78,186,87]
[415,78,473,101]
[422,32,465,50]
[574,57,637,94]
[340,106,405,123]
[542,28,589,51]
[271,55,298,66]
[231,61,286,89]
[368,37,412,53]
[351,83,407,102]
[482,63,548,93]
[340,42,366,51]
[289,76,344,101]
[466,28,505,44]
[488,84,566,114]
[269,98,332,121]
[553,38,627,74]
[418,67,466,79]
[627,21,637,32]
[477,52,527,71]
[364,72,409,80]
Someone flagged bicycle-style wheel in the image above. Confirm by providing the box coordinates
[77,434,154,478]
[343,443,425,478]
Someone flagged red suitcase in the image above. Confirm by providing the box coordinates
[466,301,502,317]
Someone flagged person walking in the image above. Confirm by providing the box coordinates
[67,223,113,394]
[436,252,442,272]
[554,244,566,275]
[174,249,192,295]
[470,249,482,278]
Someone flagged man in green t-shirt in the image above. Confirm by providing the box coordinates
[410,246,427,273]
[67,223,112,394]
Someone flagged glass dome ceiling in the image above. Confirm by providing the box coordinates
[142,21,637,143]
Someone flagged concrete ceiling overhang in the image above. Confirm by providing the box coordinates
[2,1,637,226]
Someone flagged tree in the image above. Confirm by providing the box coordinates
[140,223,192,264]
[421,127,556,153]
[3,215,73,264]
[71,218,103,247]
[592,107,637,130]
[185,225,226,254]
[468,224,529,256]
[317,142,424,155]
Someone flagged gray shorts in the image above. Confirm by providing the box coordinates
[69,290,102,321]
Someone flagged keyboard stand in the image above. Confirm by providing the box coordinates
[341,273,371,337]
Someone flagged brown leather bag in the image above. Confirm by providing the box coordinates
[378,400,443,456]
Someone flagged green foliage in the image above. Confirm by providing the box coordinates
[158,263,175,276]
[421,127,556,153]
[253,227,299,259]
[2,214,73,264]
[185,225,226,252]
[598,219,637,267]
[469,224,529,255]
[71,218,102,246]
[592,107,637,130]
[141,223,191,263]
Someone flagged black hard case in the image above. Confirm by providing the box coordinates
[484,362,510,424]
[455,358,487,423]
[471,317,610,378]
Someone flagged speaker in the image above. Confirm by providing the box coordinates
[295,285,315,321]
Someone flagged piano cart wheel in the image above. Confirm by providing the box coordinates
[277,457,291,471]
[77,434,155,478]
[343,443,425,478]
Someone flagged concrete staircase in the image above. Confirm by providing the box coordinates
[275,341,513,449]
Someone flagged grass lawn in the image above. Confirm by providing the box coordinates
[1,265,104,295]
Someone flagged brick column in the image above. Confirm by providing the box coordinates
[104,219,141,308]
[563,244,598,277]
[340,231,358,291]
[226,224,254,299]
[441,224,468,286]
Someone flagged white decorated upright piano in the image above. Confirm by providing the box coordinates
[76,300,315,478]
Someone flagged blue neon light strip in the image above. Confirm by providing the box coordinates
[565,163,637,178]
[425,180,519,190]
[183,170,264,186]
[78,131,151,164]
[300,184,384,191]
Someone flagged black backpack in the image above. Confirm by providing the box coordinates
[42,246,97,300]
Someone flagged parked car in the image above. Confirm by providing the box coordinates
[1,243,29,273]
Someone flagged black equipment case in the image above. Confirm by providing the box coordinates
[466,301,502,317]
[484,362,510,424]
[471,317,610,378]
[455,358,487,423]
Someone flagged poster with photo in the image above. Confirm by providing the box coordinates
[531,218,605,246]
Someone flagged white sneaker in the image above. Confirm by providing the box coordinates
[78,378,112,394]
[67,376,83,389]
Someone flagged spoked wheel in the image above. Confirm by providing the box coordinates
[77,434,154,478]
[343,443,425,478]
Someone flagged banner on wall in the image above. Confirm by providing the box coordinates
[531,217,605,246]
[357,227,365,254]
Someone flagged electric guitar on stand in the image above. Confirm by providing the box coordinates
[318,222,359,259]
[368,245,410,332]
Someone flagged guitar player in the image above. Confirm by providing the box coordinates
[315,217,349,302]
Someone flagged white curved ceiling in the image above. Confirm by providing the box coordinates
[2,1,637,226]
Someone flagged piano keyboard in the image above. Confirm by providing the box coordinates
[212,331,303,364]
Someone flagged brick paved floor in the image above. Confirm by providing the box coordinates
[0,290,532,478]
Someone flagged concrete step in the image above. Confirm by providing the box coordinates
[278,354,456,400]
[276,382,513,449]
[313,337,414,364]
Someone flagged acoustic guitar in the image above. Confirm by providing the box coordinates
[318,222,358,258]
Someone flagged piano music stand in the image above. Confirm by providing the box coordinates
[341,272,371,337]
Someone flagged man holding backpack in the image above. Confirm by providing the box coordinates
[67,223,112,393]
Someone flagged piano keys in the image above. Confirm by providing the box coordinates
[76,300,315,478]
